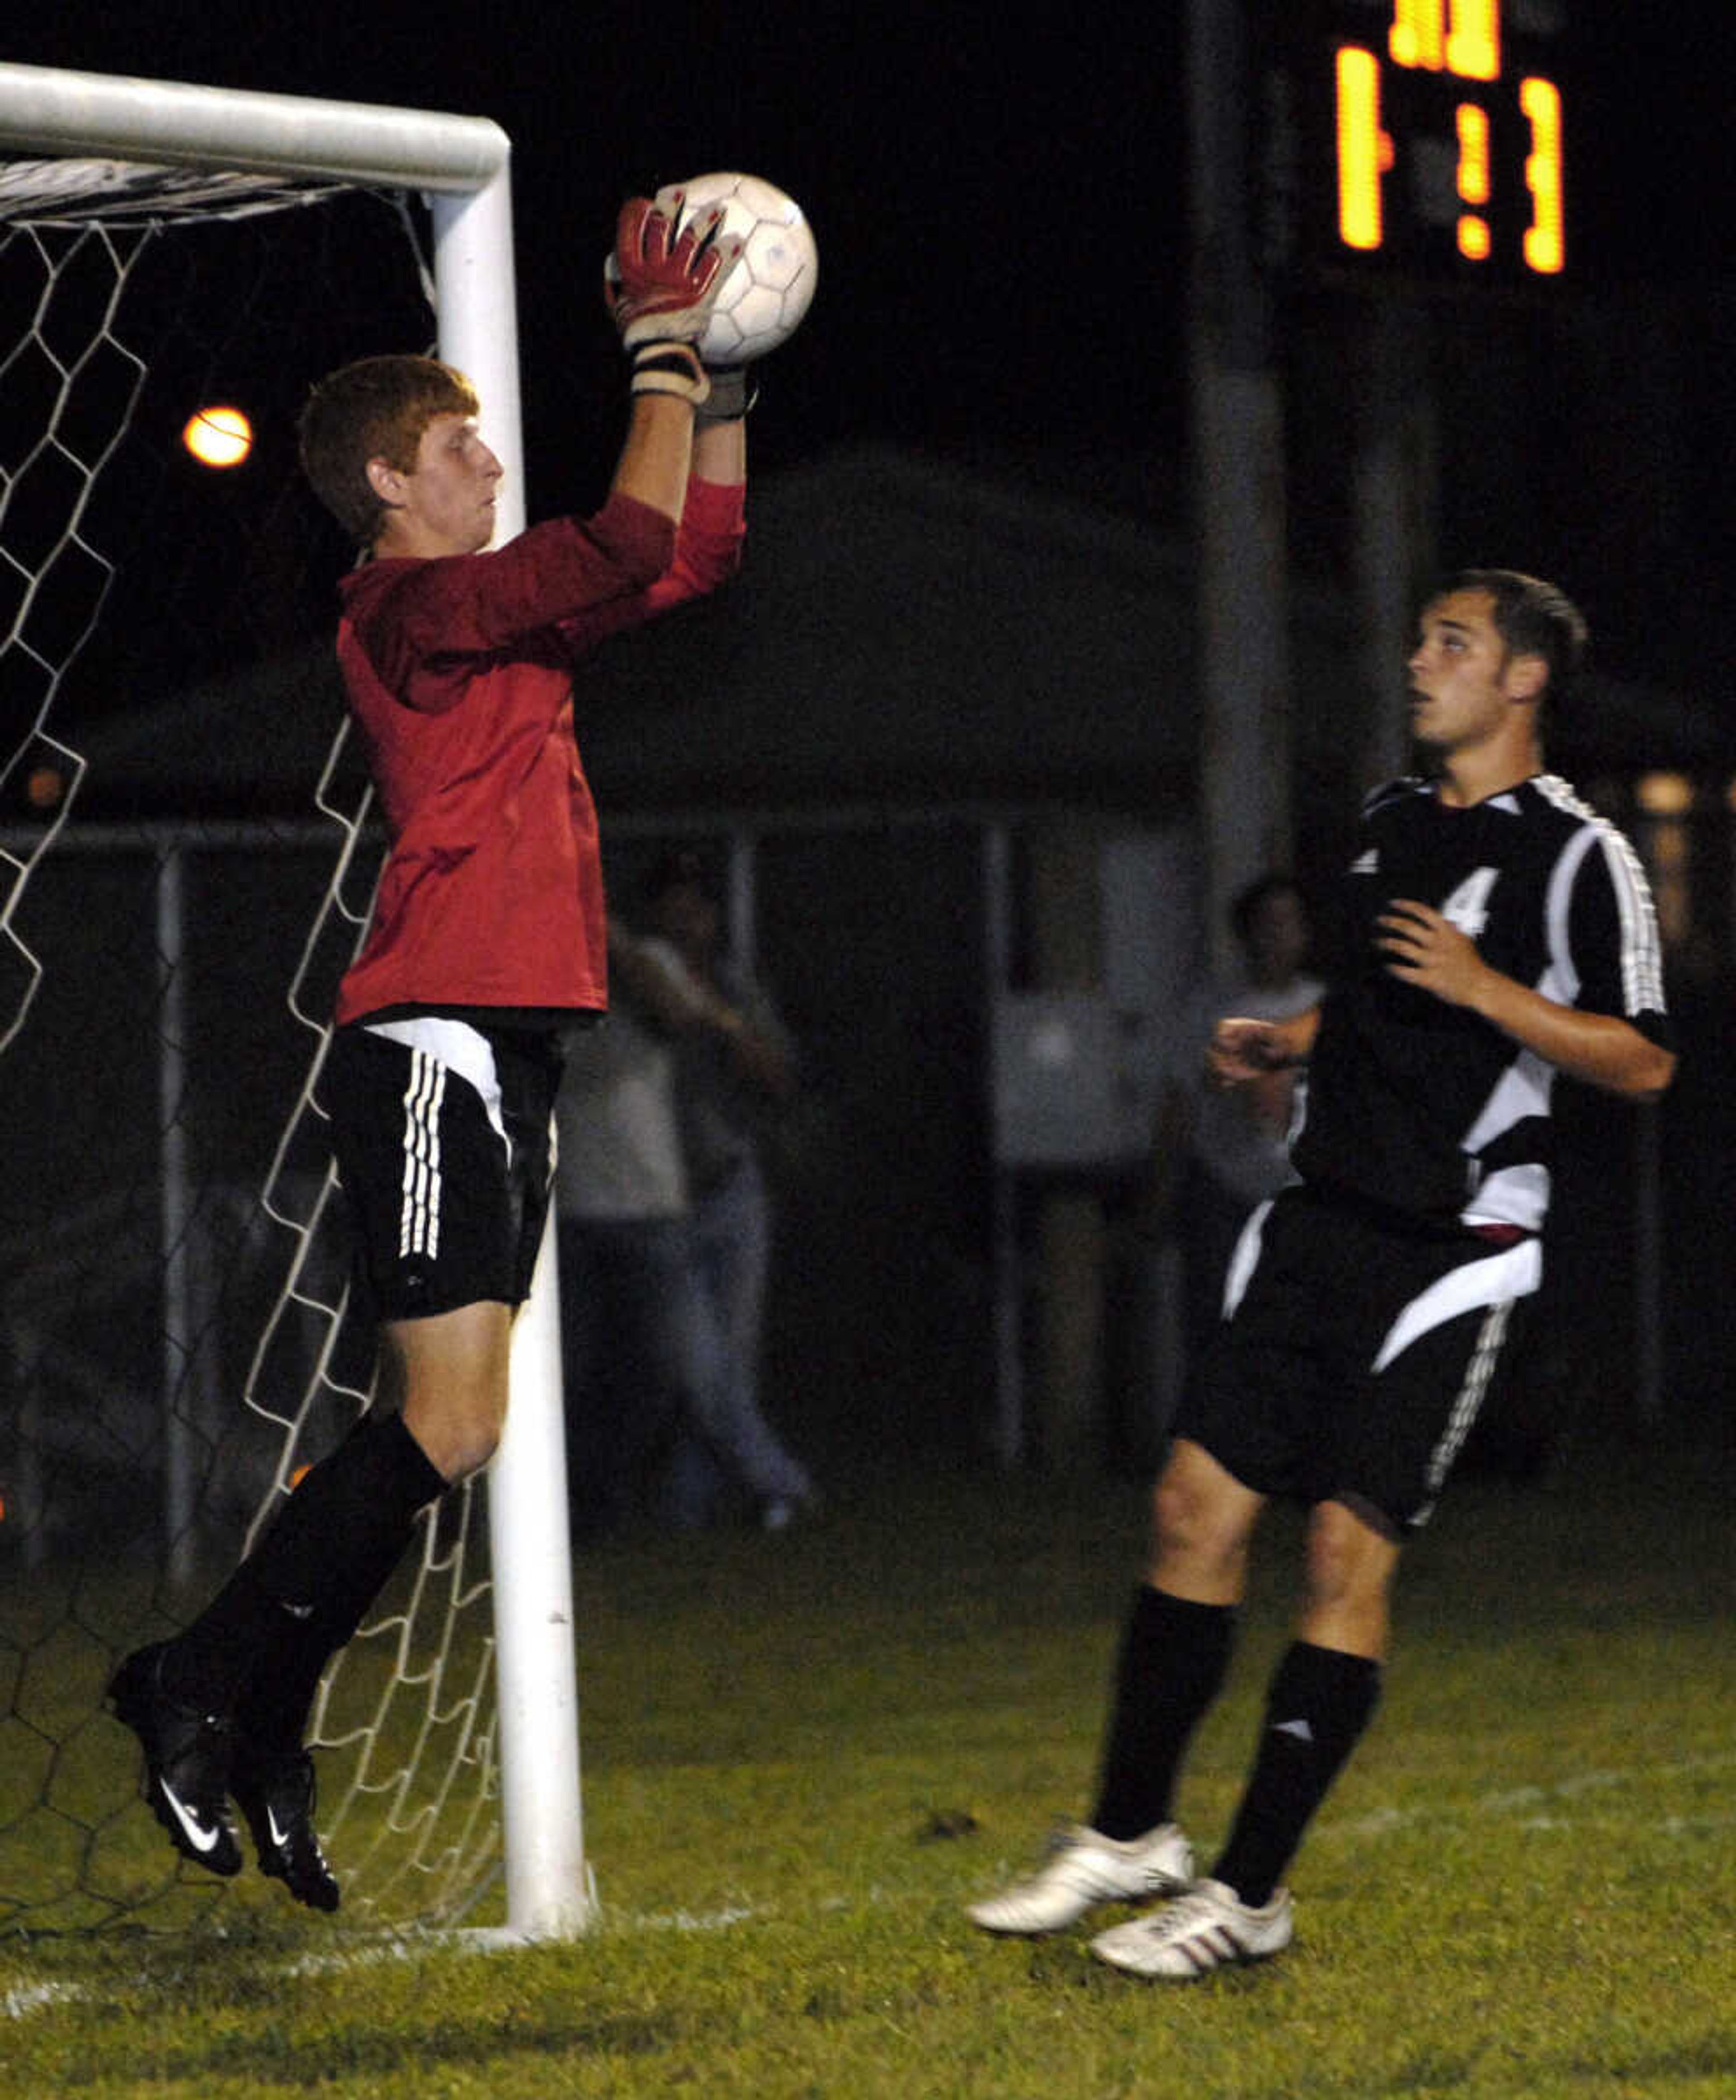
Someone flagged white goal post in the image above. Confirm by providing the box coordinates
[0,60,590,1943]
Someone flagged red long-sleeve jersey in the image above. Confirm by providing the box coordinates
[331,478,744,1026]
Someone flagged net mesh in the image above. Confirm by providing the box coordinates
[0,158,507,1931]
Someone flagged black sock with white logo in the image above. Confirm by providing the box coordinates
[1211,1639,1382,1907]
[1090,1586,1237,1842]
[161,1412,445,1721]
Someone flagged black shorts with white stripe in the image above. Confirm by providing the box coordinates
[322,1019,565,1321]
[1174,1182,1540,1534]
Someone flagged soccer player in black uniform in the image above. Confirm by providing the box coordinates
[968,570,1676,1976]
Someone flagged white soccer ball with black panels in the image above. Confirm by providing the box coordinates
[660,171,818,367]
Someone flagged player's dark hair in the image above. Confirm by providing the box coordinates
[1445,568,1588,704]
[298,354,480,548]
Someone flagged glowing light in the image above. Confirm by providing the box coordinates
[1637,772,1694,816]
[1454,100,1491,259]
[1389,0,1444,70]
[1335,47,1391,251]
[182,405,253,468]
[1456,103,1491,204]
[1521,77,1565,273]
[1390,2,1499,80]
[1318,7,1566,283]
[1445,0,1500,81]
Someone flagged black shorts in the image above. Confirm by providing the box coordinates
[1174,1183,1540,1535]
[322,1019,565,1321]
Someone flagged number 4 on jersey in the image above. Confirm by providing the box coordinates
[1439,866,1499,939]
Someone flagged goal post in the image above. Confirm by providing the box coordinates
[0,60,590,1942]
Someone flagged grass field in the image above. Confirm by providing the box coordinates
[3,1421,1731,2098]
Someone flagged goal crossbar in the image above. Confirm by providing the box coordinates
[0,61,508,193]
[0,60,588,1944]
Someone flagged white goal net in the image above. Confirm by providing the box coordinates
[0,67,585,1939]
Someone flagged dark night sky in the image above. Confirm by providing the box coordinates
[4,7,1201,481]
[2,5,1731,700]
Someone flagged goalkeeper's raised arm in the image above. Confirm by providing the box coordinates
[606,190,743,521]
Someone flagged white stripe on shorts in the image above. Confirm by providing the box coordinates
[1369,1236,1541,1373]
[367,1017,509,1153]
[1420,1298,1512,1515]
[399,1049,446,1260]
[368,1016,513,1269]
[1221,1197,1275,1319]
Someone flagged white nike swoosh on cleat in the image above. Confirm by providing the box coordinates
[267,1807,293,1851]
[159,1777,221,1854]
[1273,1718,1314,1742]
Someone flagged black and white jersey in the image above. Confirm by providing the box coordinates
[1293,772,1671,1230]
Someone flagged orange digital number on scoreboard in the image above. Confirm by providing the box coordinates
[1520,75,1564,275]
[1334,46,1389,251]
[1330,1,1564,276]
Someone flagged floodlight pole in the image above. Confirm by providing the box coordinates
[0,60,592,1943]
[1184,0,1291,978]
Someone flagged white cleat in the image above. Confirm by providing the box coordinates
[1089,1876,1294,1979]
[966,1822,1194,1935]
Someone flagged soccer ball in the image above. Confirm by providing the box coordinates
[662,172,818,367]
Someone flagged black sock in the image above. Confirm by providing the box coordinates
[162,1412,445,1721]
[232,1607,343,1756]
[1090,1586,1237,1842]
[1211,1640,1382,1907]
[236,1419,450,1753]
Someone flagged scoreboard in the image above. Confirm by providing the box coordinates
[1255,0,1572,288]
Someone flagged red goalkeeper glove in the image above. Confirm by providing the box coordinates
[604,194,739,403]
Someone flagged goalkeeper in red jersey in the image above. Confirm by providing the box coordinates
[108,193,750,1910]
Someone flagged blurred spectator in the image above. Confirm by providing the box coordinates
[1144,874,1324,1382]
[554,923,698,1535]
[556,909,814,1532]
[638,849,817,1529]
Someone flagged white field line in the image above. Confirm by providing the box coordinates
[3,1980,81,2019]
[1326,1749,1736,1843]
[0,1904,768,2021]
[5,1750,1730,2020]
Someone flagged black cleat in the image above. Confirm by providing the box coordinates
[106,1642,243,1878]
[231,1741,340,1912]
